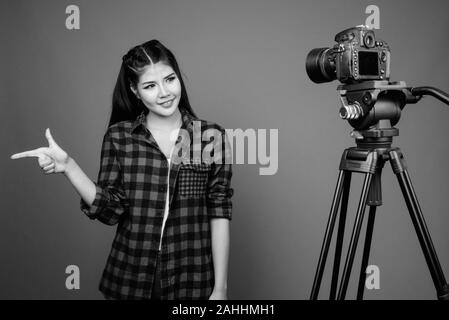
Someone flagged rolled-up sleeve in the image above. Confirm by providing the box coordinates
[80,130,129,225]
[206,127,234,220]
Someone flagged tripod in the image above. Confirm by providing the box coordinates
[310,89,449,300]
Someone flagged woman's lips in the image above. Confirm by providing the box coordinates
[159,98,174,107]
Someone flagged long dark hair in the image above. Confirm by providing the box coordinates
[109,39,197,127]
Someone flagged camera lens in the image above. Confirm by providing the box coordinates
[305,48,336,83]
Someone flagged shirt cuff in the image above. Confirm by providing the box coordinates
[207,202,232,220]
[80,182,105,220]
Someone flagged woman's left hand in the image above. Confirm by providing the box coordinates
[209,288,227,300]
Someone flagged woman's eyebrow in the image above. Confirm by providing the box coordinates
[141,73,175,85]
[164,72,175,79]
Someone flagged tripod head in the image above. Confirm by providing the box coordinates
[337,80,449,144]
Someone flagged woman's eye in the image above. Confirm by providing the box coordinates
[166,76,176,82]
[144,84,156,89]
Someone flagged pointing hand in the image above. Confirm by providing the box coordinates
[10,128,70,174]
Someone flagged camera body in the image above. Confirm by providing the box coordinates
[306,26,391,84]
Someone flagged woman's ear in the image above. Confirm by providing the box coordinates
[130,85,140,99]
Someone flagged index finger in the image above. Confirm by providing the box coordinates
[10,148,46,159]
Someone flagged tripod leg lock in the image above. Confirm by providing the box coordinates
[389,149,407,174]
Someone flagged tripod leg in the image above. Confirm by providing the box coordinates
[390,150,449,300]
[337,172,373,300]
[310,170,346,300]
[356,205,377,300]
[329,172,352,300]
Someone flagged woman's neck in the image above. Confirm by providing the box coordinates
[146,108,182,131]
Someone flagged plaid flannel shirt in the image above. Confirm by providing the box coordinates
[80,108,233,300]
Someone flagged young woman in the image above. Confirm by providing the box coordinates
[10,40,233,300]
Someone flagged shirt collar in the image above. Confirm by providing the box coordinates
[130,108,196,134]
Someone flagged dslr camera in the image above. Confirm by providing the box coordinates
[306,25,390,84]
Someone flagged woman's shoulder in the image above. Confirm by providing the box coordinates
[104,120,134,138]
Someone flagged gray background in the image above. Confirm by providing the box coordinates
[1,0,448,300]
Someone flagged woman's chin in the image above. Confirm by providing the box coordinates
[148,105,180,118]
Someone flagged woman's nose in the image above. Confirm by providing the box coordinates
[159,83,169,97]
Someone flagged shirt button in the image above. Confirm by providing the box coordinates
[159,185,166,192]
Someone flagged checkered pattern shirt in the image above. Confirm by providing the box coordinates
[80,108,233,300]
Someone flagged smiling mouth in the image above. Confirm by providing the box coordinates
[159,98,175,107]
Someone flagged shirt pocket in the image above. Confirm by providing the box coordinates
[178,163,211,198]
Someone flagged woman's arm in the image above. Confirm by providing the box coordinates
[64,157,97,206]
[206,126,234,300]
[78,130,129,225]
[59,134,128,225]
[209,218,230,300]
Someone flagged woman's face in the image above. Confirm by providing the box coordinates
[131,62,182,117]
